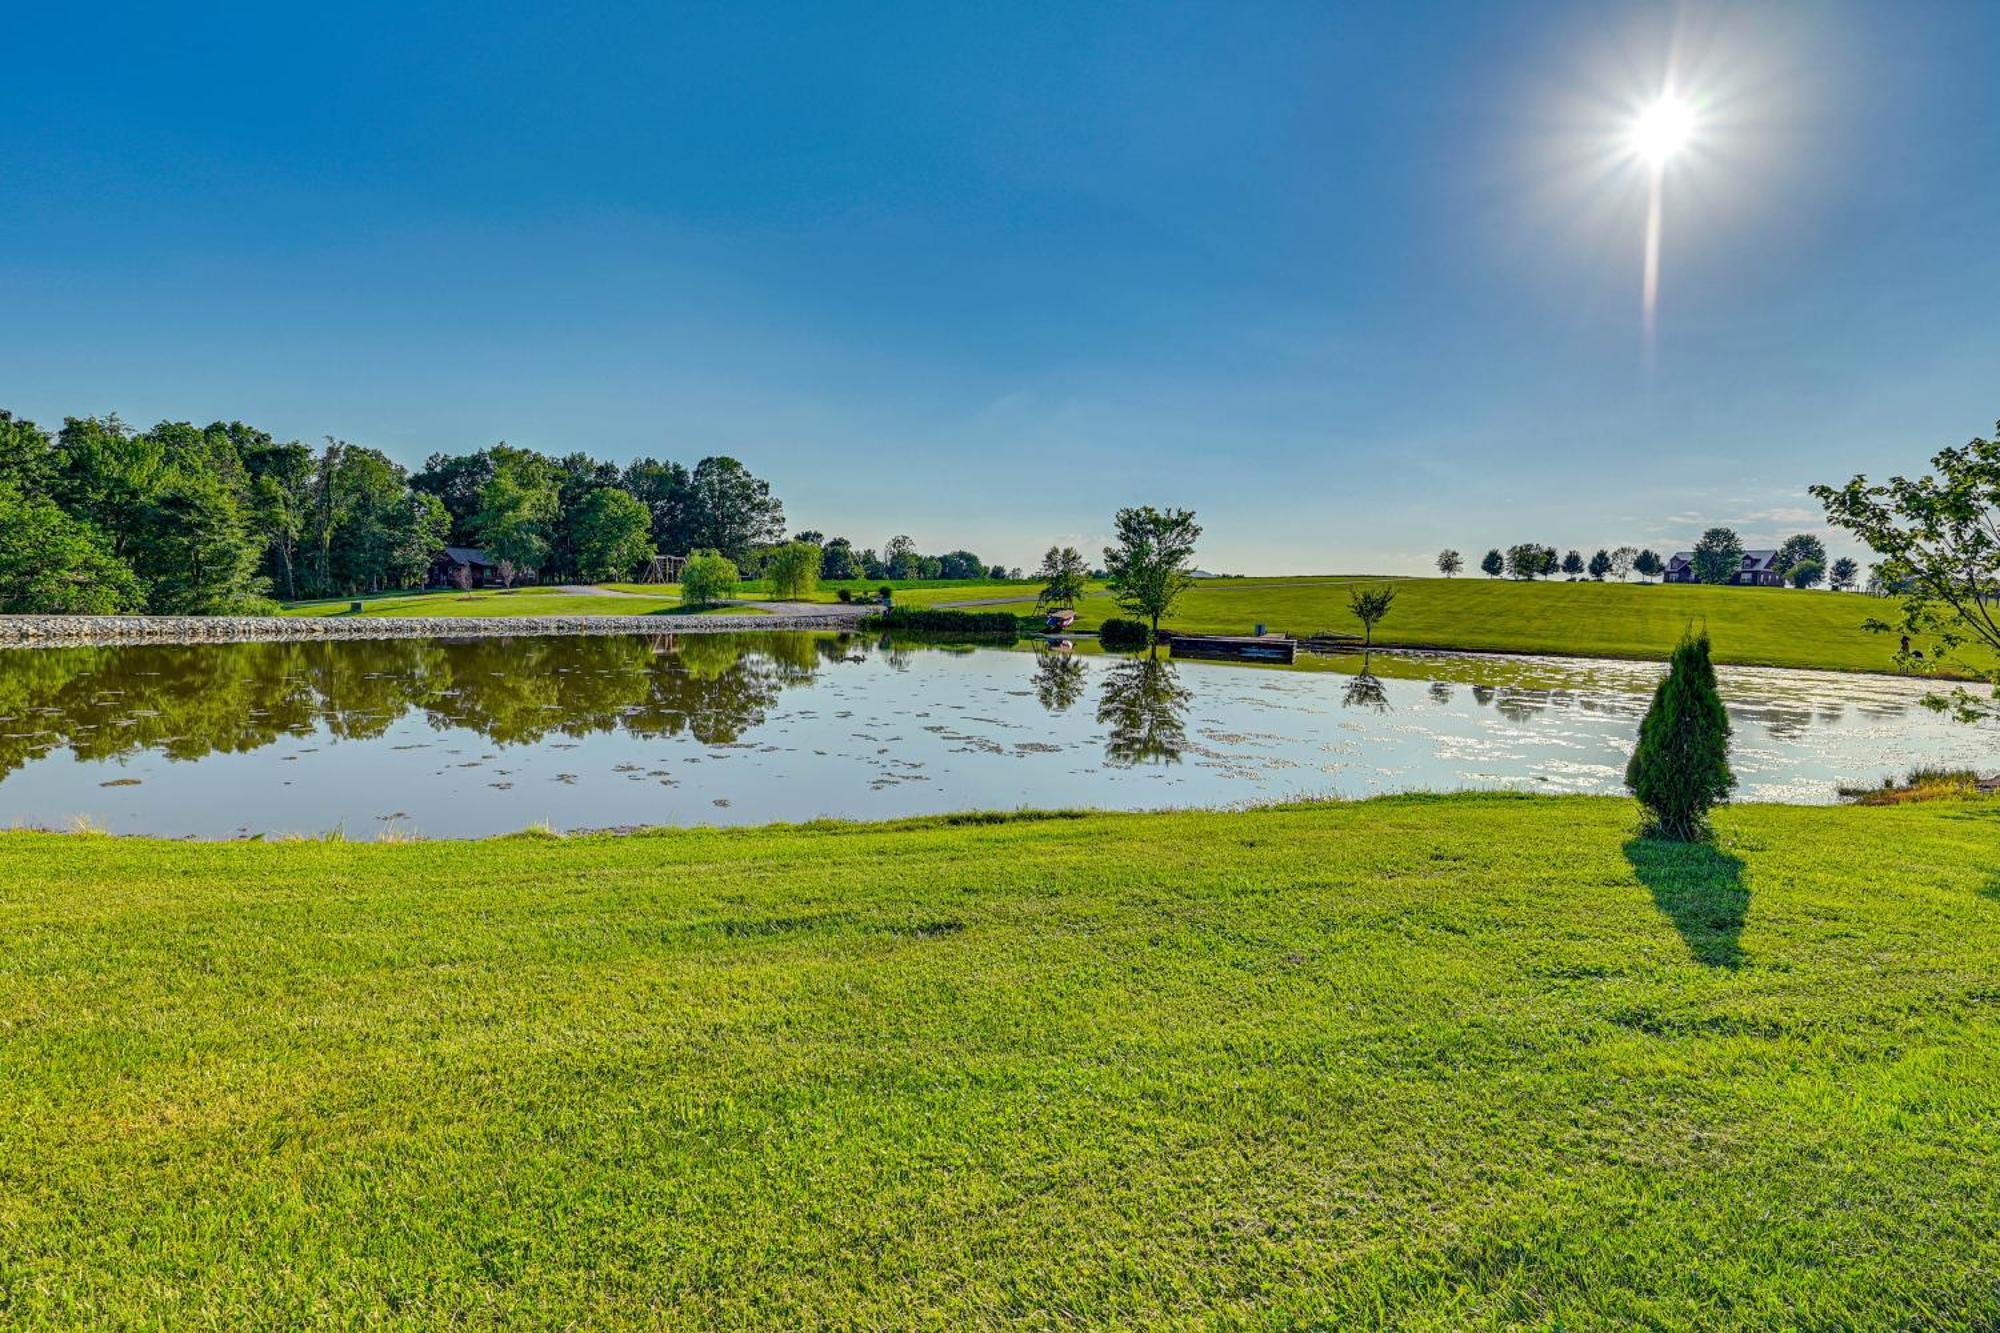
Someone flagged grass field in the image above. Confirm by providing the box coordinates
[1053,576,1989,677]
[274,575,1991,680]
[3,794,1998,1326]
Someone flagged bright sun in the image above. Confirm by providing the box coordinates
[1630,93,1695,166]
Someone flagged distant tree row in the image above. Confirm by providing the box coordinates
[807,532,1016,583]
[0,406,806,612]
[1442,545,1665,582]
[1438,532,1856,590]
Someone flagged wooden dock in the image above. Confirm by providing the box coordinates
[1168,633,1297,664]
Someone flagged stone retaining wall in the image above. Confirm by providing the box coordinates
[0,611,869,648]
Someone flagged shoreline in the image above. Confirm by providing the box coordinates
[0,608,872,648]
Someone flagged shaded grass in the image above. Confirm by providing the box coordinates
[1,794,1998,1325]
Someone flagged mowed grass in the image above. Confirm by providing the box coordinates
[1056,576,1987,677]
[280,587,687,617]
[2,795,1998,1326]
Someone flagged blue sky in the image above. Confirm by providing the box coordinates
[3,2,1995,573]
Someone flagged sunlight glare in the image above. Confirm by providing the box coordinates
[1630,93,1695,167]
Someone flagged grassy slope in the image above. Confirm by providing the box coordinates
[283,580,1038,616]
[2,795,1997,1326]
[1059,576,1980,676]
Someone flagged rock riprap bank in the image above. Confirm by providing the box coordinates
[0,609,868,647]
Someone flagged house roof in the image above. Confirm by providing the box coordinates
[441,546,499,568]
[1667,549,1778,570]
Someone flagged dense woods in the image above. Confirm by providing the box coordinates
[0,407,1019,615]
[0,408,790,613]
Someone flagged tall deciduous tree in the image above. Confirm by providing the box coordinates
[1588,549,1612,580]
[0,484,144,613]
[685,456,784,564]
[1347,584,1397,648]
[1436,549,1462,578]
[1773,532,1828,581]
[1691,527,1746,584]
[570,487,656,581]
[1609,546,1638,581]
[1480,548,1504,578]
[1036,545,1089,609]
[1102,506,1201,643]
[1634,549,1665,581]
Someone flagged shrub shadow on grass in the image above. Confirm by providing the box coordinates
[1623,837,1749,969]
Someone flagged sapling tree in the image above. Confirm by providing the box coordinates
[1830,556,1859,591]
[1481,548,1504,578]
[1588,549,1612,580]
[680,549,740,607]
[1610,546,1638,581]
[1036,545,1089,609]
[1348,584,1397,649]
[1561,549,1585,578]
[1436,549,1462,578]
[1634,549,1665,581]
[1626,631,1735,840]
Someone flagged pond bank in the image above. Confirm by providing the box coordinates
[0,607,871,647]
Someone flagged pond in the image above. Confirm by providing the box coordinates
[0,631,1990,838]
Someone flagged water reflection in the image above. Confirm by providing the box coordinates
[1033,648,1088,714]
[0,632,844,777]
[1341,659,1391,713]
[0,635,1985,838]
[1096,652,1193,766]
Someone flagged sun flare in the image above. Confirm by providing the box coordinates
[1630,92,1695,166]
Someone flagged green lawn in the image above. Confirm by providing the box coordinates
[3,794,1997,1325]
[281,587,688,617]
[1054,576,1984,677]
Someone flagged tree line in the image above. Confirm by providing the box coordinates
[0,404,1026,616]
[1435,531,1857,589]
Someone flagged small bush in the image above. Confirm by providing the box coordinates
[866,608,1020,638]
[1097,617,1151,648]
[1626,631,1735,840]
[836,587,853,603]
[680,550,740,606]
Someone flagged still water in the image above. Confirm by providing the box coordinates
[0,631,1990,837]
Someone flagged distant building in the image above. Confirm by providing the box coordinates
[428,546,510,588]
[1664,549,1782,587]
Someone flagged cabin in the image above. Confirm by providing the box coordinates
[428,546,514,589]
[1664,549,1783,587]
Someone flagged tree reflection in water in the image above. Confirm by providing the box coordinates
[0,631,858,776]
[1342,655,1390,712]
[1032,648,1087,713]
[1096,650,1192,766]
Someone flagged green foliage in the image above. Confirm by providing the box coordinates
[764,541,823,600]
[1691,527,1745,584]
[0,484,144,613]
[685,457,785,564]
[1830,556,1859,591]
[819,538,863,581]
[1786,558,1825,590]
[1102,505,1202,638]
[884,535,921,580]
[1096,617,1151,648]
[1480,548,1504,578]
[866,607,1020,637]
[1561,549,1585,578]
[1625,631,1736,840]
[569,488,656,581]
[679,550,740,606]
[1036,545,1089,609]
[1505,542,1557,579]
[1435,548,1462,577]
[1634,548,1665,581]
[1773,532,1827,580]
[1814,425,2000,714]
[471,449,560,581]
[1346,584,1397,648]
[1588,549,1613,580]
